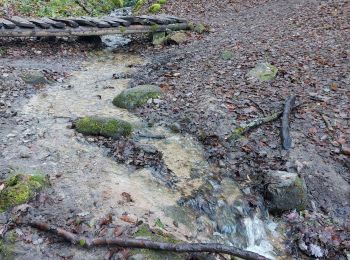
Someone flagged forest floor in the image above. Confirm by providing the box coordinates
[0,0,349,259]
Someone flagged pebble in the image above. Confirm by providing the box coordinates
[341,144,350,155]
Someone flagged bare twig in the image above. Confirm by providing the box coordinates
[28,221,268,260]
[281,95,296,150]
[228,101,305,141]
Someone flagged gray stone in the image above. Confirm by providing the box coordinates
[264,170,308,214]
[21,70,50,85]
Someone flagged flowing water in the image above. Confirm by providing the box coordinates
[1,50,284,259]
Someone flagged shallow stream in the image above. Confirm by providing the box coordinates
[2,50,283,259]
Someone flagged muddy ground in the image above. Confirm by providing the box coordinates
[0,0,350,259]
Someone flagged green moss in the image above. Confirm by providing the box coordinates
[228,126,245,141]
[151,24,160,32]
[158,0,167,4]
[0,240,15,260]
[113,85,162,110]
[155,218,165,229]
[193,23,207,34]
[0,173,48,213]
[221,50,233,60]
[149,3,161,13]
[79,239,86,247]
[119,26,126,33]
[133,0,145,14]
[75,117,133,138]
[131,224,184,259]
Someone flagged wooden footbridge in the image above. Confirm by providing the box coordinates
[0,15,189,37]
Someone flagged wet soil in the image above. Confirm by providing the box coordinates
[0,0,349,258]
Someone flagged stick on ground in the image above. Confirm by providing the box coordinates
[28,221,269,260]
[281,95,296,150]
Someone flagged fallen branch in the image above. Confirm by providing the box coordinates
[29,221,268,260]
[281,95,296,150]
[228,100,304,141]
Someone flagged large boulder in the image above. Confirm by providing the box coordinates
[113,85,161,110]
[264,170,308,214]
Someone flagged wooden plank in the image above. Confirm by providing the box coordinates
[83,17,110,28]
[52,18,79,28]
[105,16,132,26]
[137,15,172,25]
[160,15,187,23]
[40,18,66,28]
[7,16,35,28]
[28,18,51,29]
[0,18,16,29]
[100,18,119,27]
[0,23,190,37]
[69,17,96,27]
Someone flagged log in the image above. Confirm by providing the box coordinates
[39,18,66,29]
[7,16,35,28]
[28,221,268,260]
[281,95,296,150]
[0,23,190,37]
[70,17,96,27]
[83,17,111,28]
[0,18,17,29]
[52,18,79,28]
[28,18,51,29]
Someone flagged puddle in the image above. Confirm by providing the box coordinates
[1,51,284,259]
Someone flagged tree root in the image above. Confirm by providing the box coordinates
[281,95,296,150]
[28,221,269,260]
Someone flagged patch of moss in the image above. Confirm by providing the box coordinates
[193,23,207,34]
[133,0,145,14]
[228,126,245,141]
[0,240,15,260]
[158,0,167,4]
[119,26,126,33]
[221,50,233,60]
[151,24,160,32]
[149,3,161,13]
[113,85,162,109]
[75,117,133,139]
[0,173,48,213]
[131,224,184,259]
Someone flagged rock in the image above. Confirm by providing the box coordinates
[168,32,188,44]
[113,85,161,109]
[169,122,181,133]
[264,170,308,214]
[193,23,207,34]
[341,144,350,155]
[0,173,48,212]
[75,117,133,139]
[152,32,167,45]
[21,70,50,85]
[247,62,278,81]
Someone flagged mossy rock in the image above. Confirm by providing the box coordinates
[0,173,48,212]
[21,70,50,85]
[265,170,308,215]
[113,85,162,110]
[131,224,185,259]
[149,3,161,13]
[75,117,133,139]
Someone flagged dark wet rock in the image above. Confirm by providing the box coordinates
[264,170,308,215]
[74,116,133,139]
[113,85,161,110]
[21,70,50,85]
[169,122,181,133]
